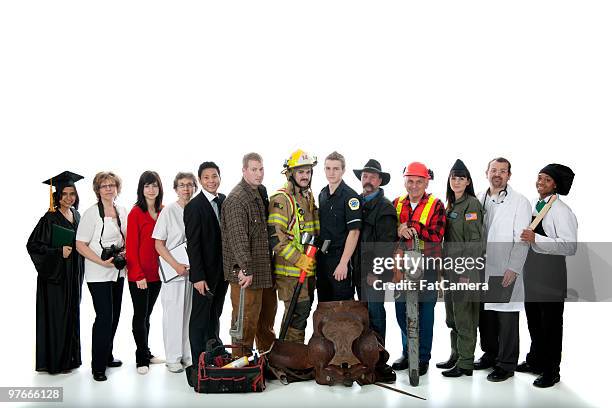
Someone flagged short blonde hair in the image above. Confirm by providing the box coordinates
[325,151,345,169]
[93,171,122,201]
[242,152,263,169]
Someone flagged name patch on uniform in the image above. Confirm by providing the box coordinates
[348,198,360,210]
[465,212,478,221]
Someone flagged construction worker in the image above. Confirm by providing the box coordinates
[268,149,319,344]
[392,162,446,377]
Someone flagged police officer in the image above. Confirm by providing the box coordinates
[437,159,485,378]
[317,151,362,301]
[268,149,319,344]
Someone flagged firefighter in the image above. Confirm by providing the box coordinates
[268,149,319,344]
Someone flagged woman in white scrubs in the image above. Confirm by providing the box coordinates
[152,172,197,373]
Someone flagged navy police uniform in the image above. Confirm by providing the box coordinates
[317,180,362,301]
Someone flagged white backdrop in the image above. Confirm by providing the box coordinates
[1,1,610,407]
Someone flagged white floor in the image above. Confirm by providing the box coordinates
[4,289,608,408]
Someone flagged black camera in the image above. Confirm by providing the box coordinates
[101,244,127,270]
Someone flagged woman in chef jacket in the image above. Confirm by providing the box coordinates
[518,164,577,388]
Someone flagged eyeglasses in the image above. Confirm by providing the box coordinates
[177,183,195,189]
[99,184,117,190]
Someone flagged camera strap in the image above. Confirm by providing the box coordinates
[97,201,125,249]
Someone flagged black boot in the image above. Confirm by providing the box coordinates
[391,356,408,371]
[436,355,458,369]
[442,365,473,377]
[375,364,396,384]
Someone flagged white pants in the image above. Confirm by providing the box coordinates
[160,278,192,365]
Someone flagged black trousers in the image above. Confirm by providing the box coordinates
[189,279,228,366]
[478,305,519,372]
[316,249,355,302]
[525,301,564,376]
[87,277,124,372]
[128,280,161,367]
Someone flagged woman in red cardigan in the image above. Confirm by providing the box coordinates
[127,170,165,374]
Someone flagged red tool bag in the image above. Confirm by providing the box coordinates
[196,346,267,393]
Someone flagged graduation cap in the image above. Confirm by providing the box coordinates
[539,164,575,196]
[42,171,84,212]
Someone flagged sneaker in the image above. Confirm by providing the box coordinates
[167,363,184,373]
[149,356,165,365]
[137,366,149,375]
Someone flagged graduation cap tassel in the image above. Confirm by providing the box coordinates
[49,177,55,212]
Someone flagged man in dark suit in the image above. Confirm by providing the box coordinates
[184,161,228,368]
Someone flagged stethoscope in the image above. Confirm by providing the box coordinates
[482,186,508,207]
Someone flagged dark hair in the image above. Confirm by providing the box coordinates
[53,185,80,210]
[446,169,476,208]
[135,171,163,213]
[198,162,221,179]
[486,157,512,174]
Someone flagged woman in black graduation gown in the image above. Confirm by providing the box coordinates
[26,171,85,374]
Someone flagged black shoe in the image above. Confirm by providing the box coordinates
[185,365,197,388]
[516,361,542,375]
[375,364,396,384]
[418,362,429,376]
[487,367,514,382]
[107,359,123,368]
[533,374,560,388]
[92,370,107,382]
[442,365,473,377]
[391,356,408,371]
[474,357,495,370]
[436,355,458,369]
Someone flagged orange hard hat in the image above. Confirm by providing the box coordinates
[403,162,432,179]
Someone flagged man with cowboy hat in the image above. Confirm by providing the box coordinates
[352,159,397,383]
[267,149,319,344]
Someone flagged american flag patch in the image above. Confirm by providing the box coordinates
[465,212,478,221]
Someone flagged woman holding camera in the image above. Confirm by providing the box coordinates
[126,171,164,375]
[27,171,85,375]
[76,171,127,382]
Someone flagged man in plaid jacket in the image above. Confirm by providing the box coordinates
[221,152,276,357]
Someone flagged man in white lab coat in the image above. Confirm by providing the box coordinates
[474,157,531,382]
[518,164,577,388]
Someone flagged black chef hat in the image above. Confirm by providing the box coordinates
[539,164,574,195]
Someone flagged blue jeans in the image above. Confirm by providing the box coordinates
[395,300,436,363]
[368,301,387,341]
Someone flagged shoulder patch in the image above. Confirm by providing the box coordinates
[348,197,360,210]
[465,212,478,221]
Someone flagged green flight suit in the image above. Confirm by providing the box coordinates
[443,194,485,370]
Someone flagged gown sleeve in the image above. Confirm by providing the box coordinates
[26,214,64,283]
